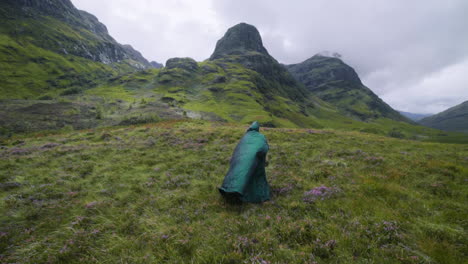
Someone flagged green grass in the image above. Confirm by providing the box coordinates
[1,120,466,263]
[0,33,117,99]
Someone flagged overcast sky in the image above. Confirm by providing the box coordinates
[71,0,468,114]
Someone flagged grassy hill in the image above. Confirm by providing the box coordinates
[419,101,468,132]
[0,0,152,99]
[0,120,466,263]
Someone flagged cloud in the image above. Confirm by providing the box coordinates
[382,58,468,114]
[71,0,224,63]
[71,0,468,113]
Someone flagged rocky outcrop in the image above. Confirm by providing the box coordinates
[210,23,268,60]
[287,55,362,89]
[4,0,78,19]
[166,57,199,72]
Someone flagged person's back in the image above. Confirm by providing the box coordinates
[219,121,270,203]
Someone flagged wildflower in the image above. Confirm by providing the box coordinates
[303,185,341,203]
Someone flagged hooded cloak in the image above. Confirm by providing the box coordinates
[219,121,270,203]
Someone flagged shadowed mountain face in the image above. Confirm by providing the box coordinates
[287,55,409,122]
[419,101,468,132]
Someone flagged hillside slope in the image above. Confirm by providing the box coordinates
[0,120,466,263]
[419,101,468,132]
[287,55,409,122]
[0,0,152,99]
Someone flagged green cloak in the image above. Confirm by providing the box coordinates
[219,121,270,203]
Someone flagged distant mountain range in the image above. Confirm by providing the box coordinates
[398,111,433,121]
[419,101,468,132]
[2,0,465,143]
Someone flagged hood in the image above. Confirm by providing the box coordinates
[247,121,260,132]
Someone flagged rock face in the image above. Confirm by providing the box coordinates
[209,23,307,101]
[287,55,408,121]
[419,101,468,132]
[288,55,362,89]
[165,58,199,72]
[4,0,78,18]
[1,0,152,69]
[210,23,268,60]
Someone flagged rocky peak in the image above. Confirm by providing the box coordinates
[287,54,362,89]
[210,23,269,60]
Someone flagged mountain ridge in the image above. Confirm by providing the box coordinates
[419,101,468,132]
[286,55,409,122]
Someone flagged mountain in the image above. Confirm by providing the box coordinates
[399,111,432,121]
[148,23,336,128]
[286,55,408,122]
[2,19,465,143]
[150,61,164,69]
[209,23,308,102]
[419,101,468,132]
[0,0,152,99]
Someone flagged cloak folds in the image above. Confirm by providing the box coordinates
[219,121,270,203]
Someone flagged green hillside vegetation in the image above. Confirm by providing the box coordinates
[0,0,151,99]
[0,33,119,99]
[0,120,466,263]
[80,58,468,143]
[419,101,468,132]
[2,54,467,143]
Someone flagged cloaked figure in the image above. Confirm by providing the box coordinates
[219,121,270,203]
